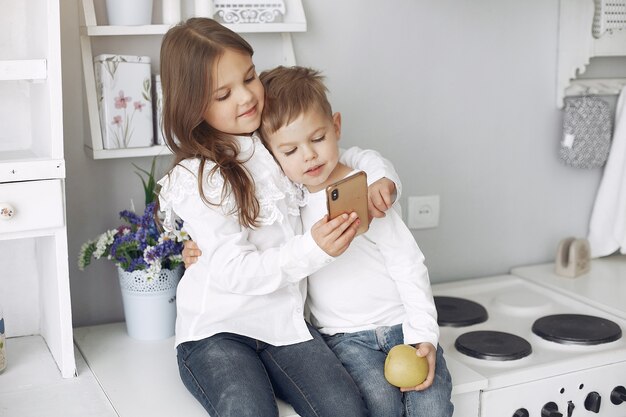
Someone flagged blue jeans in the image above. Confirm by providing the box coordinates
[177,324,369,417]
[324,325,454,417]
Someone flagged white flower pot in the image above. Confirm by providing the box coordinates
[117,266,182,340]
[106,0,154,26]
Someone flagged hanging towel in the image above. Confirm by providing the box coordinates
[588,87,626,257]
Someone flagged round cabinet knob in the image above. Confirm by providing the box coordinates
[541,402,563,417]
[611,386,626,405]
[584,391,602,413]
[0,202,15,220]
[513,408,529,417]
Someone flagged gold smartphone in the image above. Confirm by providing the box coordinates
[326,171,369,236]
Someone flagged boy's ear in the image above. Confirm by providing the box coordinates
[332,112,342,140]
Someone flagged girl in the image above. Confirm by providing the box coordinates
[157,18,398,417]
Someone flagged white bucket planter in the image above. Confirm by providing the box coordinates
[118,265,182,340]
[106,0,154,25]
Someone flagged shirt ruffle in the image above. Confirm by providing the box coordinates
[158,134,304,230]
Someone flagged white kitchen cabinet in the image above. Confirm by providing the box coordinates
[557,0,626,107]
[0,0,75,378]
[79,0,306,159]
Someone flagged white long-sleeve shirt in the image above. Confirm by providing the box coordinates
[302,171,439,347]
[157,134,399,347]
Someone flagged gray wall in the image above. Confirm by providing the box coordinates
[61,0,616,327]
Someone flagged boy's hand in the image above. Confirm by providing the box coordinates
[400,342,437,392]
[182,240,202,269]
[368,177,396,219]
[311,212,360,257]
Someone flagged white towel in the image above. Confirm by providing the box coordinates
[588,87,626,257]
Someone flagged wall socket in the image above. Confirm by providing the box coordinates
[407,195,440,229]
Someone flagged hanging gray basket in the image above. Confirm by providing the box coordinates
[560,96,612,169]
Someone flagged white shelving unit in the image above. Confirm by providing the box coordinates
[0,0,75,378]
[565,77,626,97]
[557,0,626,107]
[79,0,306,160]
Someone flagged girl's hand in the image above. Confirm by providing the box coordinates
[311,212,360,257]
[182,240,202,269]
[368,177,396,219]
[400,342,437,392]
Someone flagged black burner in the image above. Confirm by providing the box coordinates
[455,330,532,361]
[532,314,622,345]
[434,296,488,327]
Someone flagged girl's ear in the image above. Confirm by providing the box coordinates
[332,112,342,140]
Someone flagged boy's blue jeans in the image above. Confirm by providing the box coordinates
[176,323,369,417]
[324,324,454,417]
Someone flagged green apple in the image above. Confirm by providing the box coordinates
[384,344,429,388]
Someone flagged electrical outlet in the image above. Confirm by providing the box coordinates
[407,195,440,229]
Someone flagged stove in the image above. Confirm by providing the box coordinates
[432,274,626,417]
[512,255,626,321]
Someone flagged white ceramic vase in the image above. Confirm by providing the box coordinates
[162,0,182,24]
[117,265,183,340]
[106,0,154,26]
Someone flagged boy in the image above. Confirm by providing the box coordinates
[264,66,453,417]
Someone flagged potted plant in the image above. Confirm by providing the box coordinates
[78,158,188,340]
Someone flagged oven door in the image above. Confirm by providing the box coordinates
[480,362,626,417]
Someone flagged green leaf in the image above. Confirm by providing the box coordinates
[132,157,158,205]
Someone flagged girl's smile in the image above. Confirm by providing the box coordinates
[238,105,258,118]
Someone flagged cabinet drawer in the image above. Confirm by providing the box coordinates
[0,179,64,235]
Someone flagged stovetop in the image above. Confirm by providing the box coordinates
[431,274,626,389]
[512,254,626,320]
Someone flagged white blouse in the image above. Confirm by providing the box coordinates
[158,134,398,347]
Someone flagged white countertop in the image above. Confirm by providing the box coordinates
[0,335,116,417]
[74,322,483,416]
[73,323,301,417]
[511,254,626,319]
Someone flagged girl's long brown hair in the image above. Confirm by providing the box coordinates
[160,18,260,228]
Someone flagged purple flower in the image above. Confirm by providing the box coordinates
[79,199,187,275]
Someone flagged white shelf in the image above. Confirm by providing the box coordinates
[81,24,173,36]
[0,59,47,81]
[81,21,305,36]
[0,158,65,183]
[565,77,626,97]
[79,0,305,160]
[556,0,626,107]
[84,144,171,160]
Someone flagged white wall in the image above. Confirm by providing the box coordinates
[61,0,616,327]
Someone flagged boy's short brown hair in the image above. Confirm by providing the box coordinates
[259,66,333,139]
